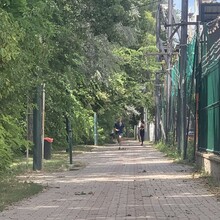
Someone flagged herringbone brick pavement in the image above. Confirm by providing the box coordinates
[1,140,220,220]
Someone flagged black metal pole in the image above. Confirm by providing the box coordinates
[65,116,73,164]
[68,119,73,165]
[33,86,42,170]
[166,0,173,138]
[179,0,188,159]
[155,1,162,142]
[155,73,161,142]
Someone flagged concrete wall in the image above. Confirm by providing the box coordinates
[196,151,220,182]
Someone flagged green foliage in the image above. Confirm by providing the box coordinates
[0,179,42,211]
[0,126,11,171]
[81,0,132,41]
[0,115,29,171]
[155,140,180,160]
[0,0,159,170]
[155,138,196,164]
[0,9,23,65]
[0,144,95,211]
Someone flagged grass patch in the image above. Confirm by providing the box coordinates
[0,144,94,212]
[155,140,195,164]
[155,141,180,161]
[0,175,43,211]
[11,145,94,173]
[73,145,94,153]
[43,151,69,172]
[43,145,94,172]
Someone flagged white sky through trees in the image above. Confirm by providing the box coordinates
[173,0,195,12]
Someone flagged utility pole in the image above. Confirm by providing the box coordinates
[155,1,162,142]
[166,0,173,136]
[179,0,188,159]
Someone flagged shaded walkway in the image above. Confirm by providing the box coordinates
[1,140,220,219]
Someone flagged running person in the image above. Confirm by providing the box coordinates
[114,118,124,149]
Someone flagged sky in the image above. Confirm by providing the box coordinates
[173,0,220,12]
[173,0,195,12]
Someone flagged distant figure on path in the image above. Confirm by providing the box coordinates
[114,118,124,149]
[139,119,145,146]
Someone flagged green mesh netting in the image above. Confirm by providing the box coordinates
[169,36,196,133]
[198,18,220,153]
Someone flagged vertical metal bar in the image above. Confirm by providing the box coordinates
[179,0,188,159]
[177,87,181,152]
[41,83,45,160]
[68,119,73,165]
[26,97,30,169]
[166,0,173,137]
[65,115,73,164]
[144,107,149,141]
[155,1,162,142]
[155,73,161,142]
[195,21,200,155]
[33,86,42,170]
[94,112,98,145]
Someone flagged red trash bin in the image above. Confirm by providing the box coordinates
[44,137,53,160]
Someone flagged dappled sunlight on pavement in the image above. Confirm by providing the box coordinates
[1,140,220,219]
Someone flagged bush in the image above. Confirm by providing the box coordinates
[155,140,180,160]
[0,116,29,172]
[155,138,195,163]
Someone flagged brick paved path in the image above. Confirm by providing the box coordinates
[1,140,220,220]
